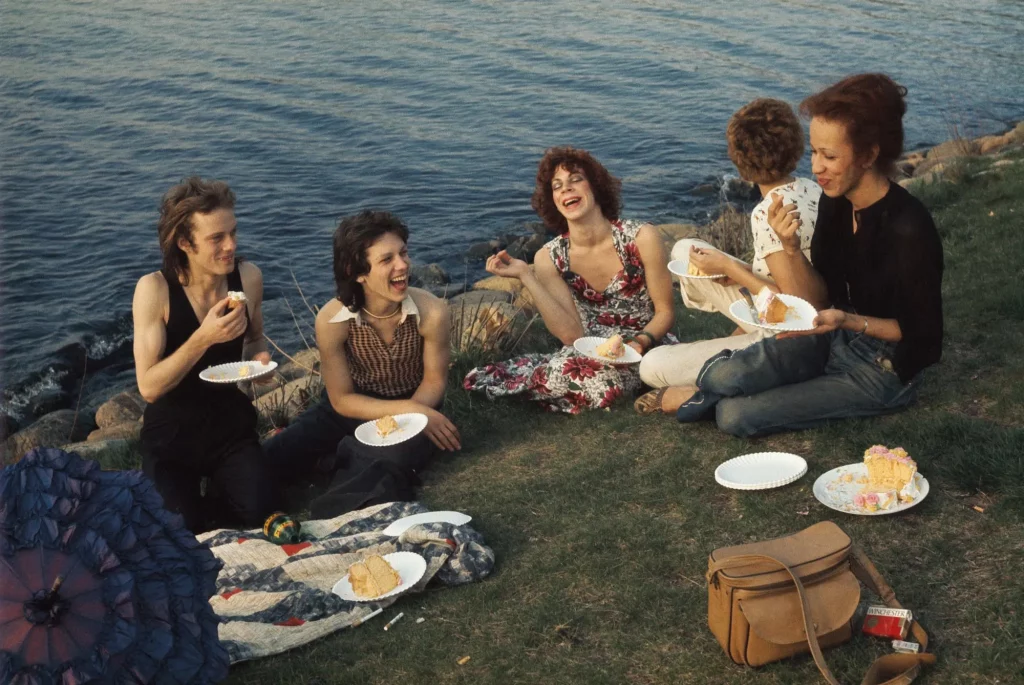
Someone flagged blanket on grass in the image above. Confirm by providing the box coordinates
[197,501,495,664]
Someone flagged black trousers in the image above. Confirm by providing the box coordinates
[262,397,437,519]
[141,393,277,534]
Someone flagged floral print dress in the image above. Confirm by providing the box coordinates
[463,219,673,414]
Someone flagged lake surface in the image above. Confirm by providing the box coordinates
[2,0,1022,421]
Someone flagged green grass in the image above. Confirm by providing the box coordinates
[97,153,1024,684]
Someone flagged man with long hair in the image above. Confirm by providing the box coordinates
[132,176,276,533]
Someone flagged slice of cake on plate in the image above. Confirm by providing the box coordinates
[854,445,921,512]
[595,334,625,359]
[375,415,400,438]
[754,286,791,325]
[348,554,402,598]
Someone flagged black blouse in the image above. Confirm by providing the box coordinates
[810,182,944,383]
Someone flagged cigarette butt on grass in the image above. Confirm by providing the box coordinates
[457,656,471,666]
[972,505,985,513]
[383,612,404,631]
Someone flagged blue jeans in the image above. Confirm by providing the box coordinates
[696,330,919,438]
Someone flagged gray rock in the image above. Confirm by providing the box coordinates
[88,421,142,442]
[522,233,547,259]
[466,241,496,260]
[409,263,449,287]
[504,236,531,262]
[278,348,321,381]
[95,390,147,428]
[2,409,95,464]
[62,438,134,460]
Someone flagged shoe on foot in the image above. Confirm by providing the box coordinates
[634,388,668,415]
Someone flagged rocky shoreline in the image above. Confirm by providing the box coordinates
[3,122,1022,465]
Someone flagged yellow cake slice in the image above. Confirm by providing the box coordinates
[595,334,625,359]
[375,415,400,438]
[348,554,402,598]
[687,261,711,277]
[856,445,920,511]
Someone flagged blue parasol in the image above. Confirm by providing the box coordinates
[0,447,228,684]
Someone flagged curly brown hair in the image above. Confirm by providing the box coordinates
[531,147,622,234]
[800,73,907,176]
[157,177,236,285]
[726,99,805,185]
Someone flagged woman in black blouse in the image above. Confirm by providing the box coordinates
[676,73,943,437]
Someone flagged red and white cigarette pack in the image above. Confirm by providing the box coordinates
[862,606,913,640]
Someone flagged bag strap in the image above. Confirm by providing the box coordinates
[707,546,936,685]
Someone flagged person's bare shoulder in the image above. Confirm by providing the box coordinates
[316,298,346,325]
[134,271,169,307]
[410,287,448,326]
[238,260,263,284]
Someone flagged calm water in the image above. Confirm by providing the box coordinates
[2,0,1022,421]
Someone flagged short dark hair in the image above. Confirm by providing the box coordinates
[726,98,804,185]
[333,210,410,312]
[157,177,235,285]
[531,147,622,234]
[800,73,908,176]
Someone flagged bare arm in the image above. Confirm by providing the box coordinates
[521,250,585,344]
[239,262,270,362]
[766,193,828,307]
[132,273,246,403]
[632,224,675,347]
[409,293,450,410]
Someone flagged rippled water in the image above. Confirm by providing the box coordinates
[2,0,1022,421]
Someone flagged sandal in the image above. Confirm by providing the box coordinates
[634,387,668,415]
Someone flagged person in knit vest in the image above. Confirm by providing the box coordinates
[264,210,459,517]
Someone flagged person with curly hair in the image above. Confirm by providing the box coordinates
[675,74,943,437]
[463,147,676,414]
[636,98,822,413]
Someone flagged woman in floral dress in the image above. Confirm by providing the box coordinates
[463,147,675,413]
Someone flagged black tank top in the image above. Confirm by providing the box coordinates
[150,263,250,408]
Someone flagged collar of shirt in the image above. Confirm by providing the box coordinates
[327,295,419,325]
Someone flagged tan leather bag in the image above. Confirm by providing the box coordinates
[707,521,936,684]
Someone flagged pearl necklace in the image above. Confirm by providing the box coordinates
[361,304,402,320]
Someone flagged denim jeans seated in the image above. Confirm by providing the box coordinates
[695,329,919,438]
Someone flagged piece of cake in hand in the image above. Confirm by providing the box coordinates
[375,414,400,438]
[857,445,921,511]
[348,554,402,599]
[226,290,248,311]
[754,286,791,324]
[687,261,711,277]
[595,334,625,359]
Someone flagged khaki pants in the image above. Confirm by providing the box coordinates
[639,239,770,388]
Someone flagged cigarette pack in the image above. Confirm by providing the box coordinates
[862,606,913,639]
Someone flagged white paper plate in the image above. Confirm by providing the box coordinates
[354,413,428,447]
[383,511,473,536]
[714,452,808,490]
[573,336,642,365]
[668,257,724,280]
[332,551,426,602]
[200,360,278,383]
[728,294,817,332]
[813,463,929,516]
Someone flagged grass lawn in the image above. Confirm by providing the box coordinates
[177,153,1024,683]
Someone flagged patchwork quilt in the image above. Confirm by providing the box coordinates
[197,501,495,664]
